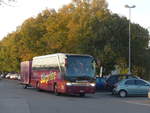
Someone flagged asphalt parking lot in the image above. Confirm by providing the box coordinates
[0,79,150,113]
[94,91,150,107]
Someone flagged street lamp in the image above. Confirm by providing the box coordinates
[125,5,136,74]
[148,27,150,48]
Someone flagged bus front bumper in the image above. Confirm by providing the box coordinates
[65,85,95,94]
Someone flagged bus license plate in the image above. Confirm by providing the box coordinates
[80,90,84,93]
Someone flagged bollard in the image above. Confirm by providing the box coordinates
[148,89,150,99]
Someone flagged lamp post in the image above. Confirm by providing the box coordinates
[125,5,136,74]
[148,27,150,48]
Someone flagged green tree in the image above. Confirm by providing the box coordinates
[0,0,149,79]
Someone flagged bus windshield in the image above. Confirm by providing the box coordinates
[66,56,95,78]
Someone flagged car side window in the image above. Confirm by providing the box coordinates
[96,78,100,82]
[128,76,136,79]
[125,80,135,85]
[136,80,147,86]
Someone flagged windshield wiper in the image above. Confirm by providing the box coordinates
[76,76,92,80]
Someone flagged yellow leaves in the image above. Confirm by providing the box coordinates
[91,0,108,10]
[132,66,145,77]
[0,0,148,78]
[59,3,75,14]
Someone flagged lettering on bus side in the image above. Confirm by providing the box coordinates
[40,72,57,84]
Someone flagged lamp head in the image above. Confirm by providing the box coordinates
[125,5,136,8]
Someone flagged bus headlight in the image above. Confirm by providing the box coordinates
[66,82,72,86]
[90,83,95,87]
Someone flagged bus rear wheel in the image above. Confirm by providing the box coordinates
[36,82,41,91]
[54,84,60,96]
[23,84,28,89]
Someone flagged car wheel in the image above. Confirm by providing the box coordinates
[119,90,127,97]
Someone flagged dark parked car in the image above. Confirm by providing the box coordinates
[105,74,139,91]
[96,77,106,90]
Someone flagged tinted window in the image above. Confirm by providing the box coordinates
[107,76,118,84]
[96,77,105,83]
[32,56,59,70]
[136,80,147,86]
[66,56,95,77]
[127,75,137,79]
[125,80,135,85]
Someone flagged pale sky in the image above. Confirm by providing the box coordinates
[0,0,149,40]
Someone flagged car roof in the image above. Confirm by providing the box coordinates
[118,78,137,84]
[121,78,150,83]
[123,78,138,81]
[109,74,134,76]
[107,74,138,79]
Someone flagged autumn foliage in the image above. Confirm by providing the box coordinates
[0,0,149,79]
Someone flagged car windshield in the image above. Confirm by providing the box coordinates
[66,56,95,78]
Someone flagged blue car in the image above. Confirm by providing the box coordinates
[113,78,150,97]
[96,77,106,90]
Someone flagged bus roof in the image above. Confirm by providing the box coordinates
[33,53,93,60]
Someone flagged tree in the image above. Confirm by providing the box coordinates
[0,0,149,79]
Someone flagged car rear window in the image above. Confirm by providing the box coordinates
[107,76,118,84]
[135,80,147,86]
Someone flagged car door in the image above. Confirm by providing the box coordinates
[124,80,137,95]
[135,80,150,95]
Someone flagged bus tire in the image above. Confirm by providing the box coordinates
[80,93,85,97]
[23,84,28,89]
[54,84,60,96]
[36,82,41,91]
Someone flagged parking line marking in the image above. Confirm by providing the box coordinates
[124,101,150,107]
